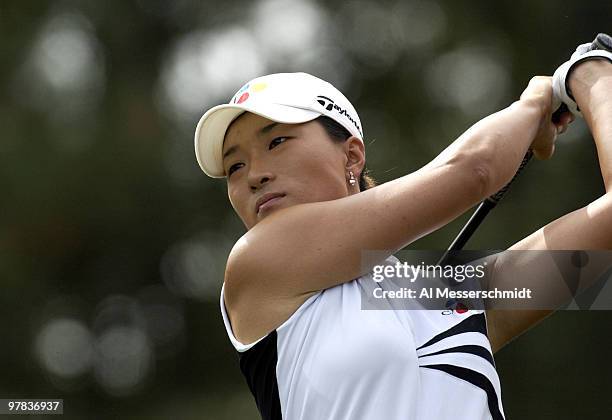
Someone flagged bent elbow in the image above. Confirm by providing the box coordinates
[223,236,251,303]
[446,149,494,201]
[470,162,493,199]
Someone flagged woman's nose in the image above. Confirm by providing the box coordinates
[247,165,275,191]
[249,175,271,191]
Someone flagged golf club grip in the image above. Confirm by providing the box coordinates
[487,150,533,204]
[552,103,569,123]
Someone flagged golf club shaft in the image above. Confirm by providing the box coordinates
[437,150,533,265]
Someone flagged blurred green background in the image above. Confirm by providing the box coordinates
[1,0,611,418]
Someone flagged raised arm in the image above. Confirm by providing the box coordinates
[225,78,560,343]
[571,60,612,190]
[487,59,612,353]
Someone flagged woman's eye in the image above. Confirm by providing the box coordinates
[269,137,288,149]
[228,163,244,176]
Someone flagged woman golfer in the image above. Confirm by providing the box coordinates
[194,37,612,420]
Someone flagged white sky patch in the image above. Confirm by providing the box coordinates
[250,0,326,66]
[425,46,511,116]
[157,0,348,127]
[339,1,403,70]
[392,0,447,50]
[158,26,265,121]
[35,318,93,378]
[160,233,235,301]
[248,0,350,88]
[336,0,446,74]
[24,11,104,99]
[93,326,153,397]
[13,10,105,134]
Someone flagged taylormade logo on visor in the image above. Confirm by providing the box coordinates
[316,95,362,137]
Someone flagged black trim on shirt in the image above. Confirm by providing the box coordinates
[416,313,488,351]
[418,344,495,367]
[421,364,504,420]
[238,331,282,420]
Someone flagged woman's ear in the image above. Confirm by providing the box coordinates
[344,136,366,177]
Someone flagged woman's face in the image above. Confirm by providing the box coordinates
[222,112,355,229]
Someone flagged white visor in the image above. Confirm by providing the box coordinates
[194,72,364,178]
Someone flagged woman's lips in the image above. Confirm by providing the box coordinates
[256,193,285,214]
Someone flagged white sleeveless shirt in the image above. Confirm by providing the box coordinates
[220,255,505,420]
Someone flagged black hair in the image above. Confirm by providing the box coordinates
[314,116,376,190]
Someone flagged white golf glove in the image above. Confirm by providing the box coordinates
[552,33,612,117]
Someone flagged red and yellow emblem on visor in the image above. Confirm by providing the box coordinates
[232,82,268,104]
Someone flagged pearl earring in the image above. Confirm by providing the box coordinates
[349,171,356,186]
